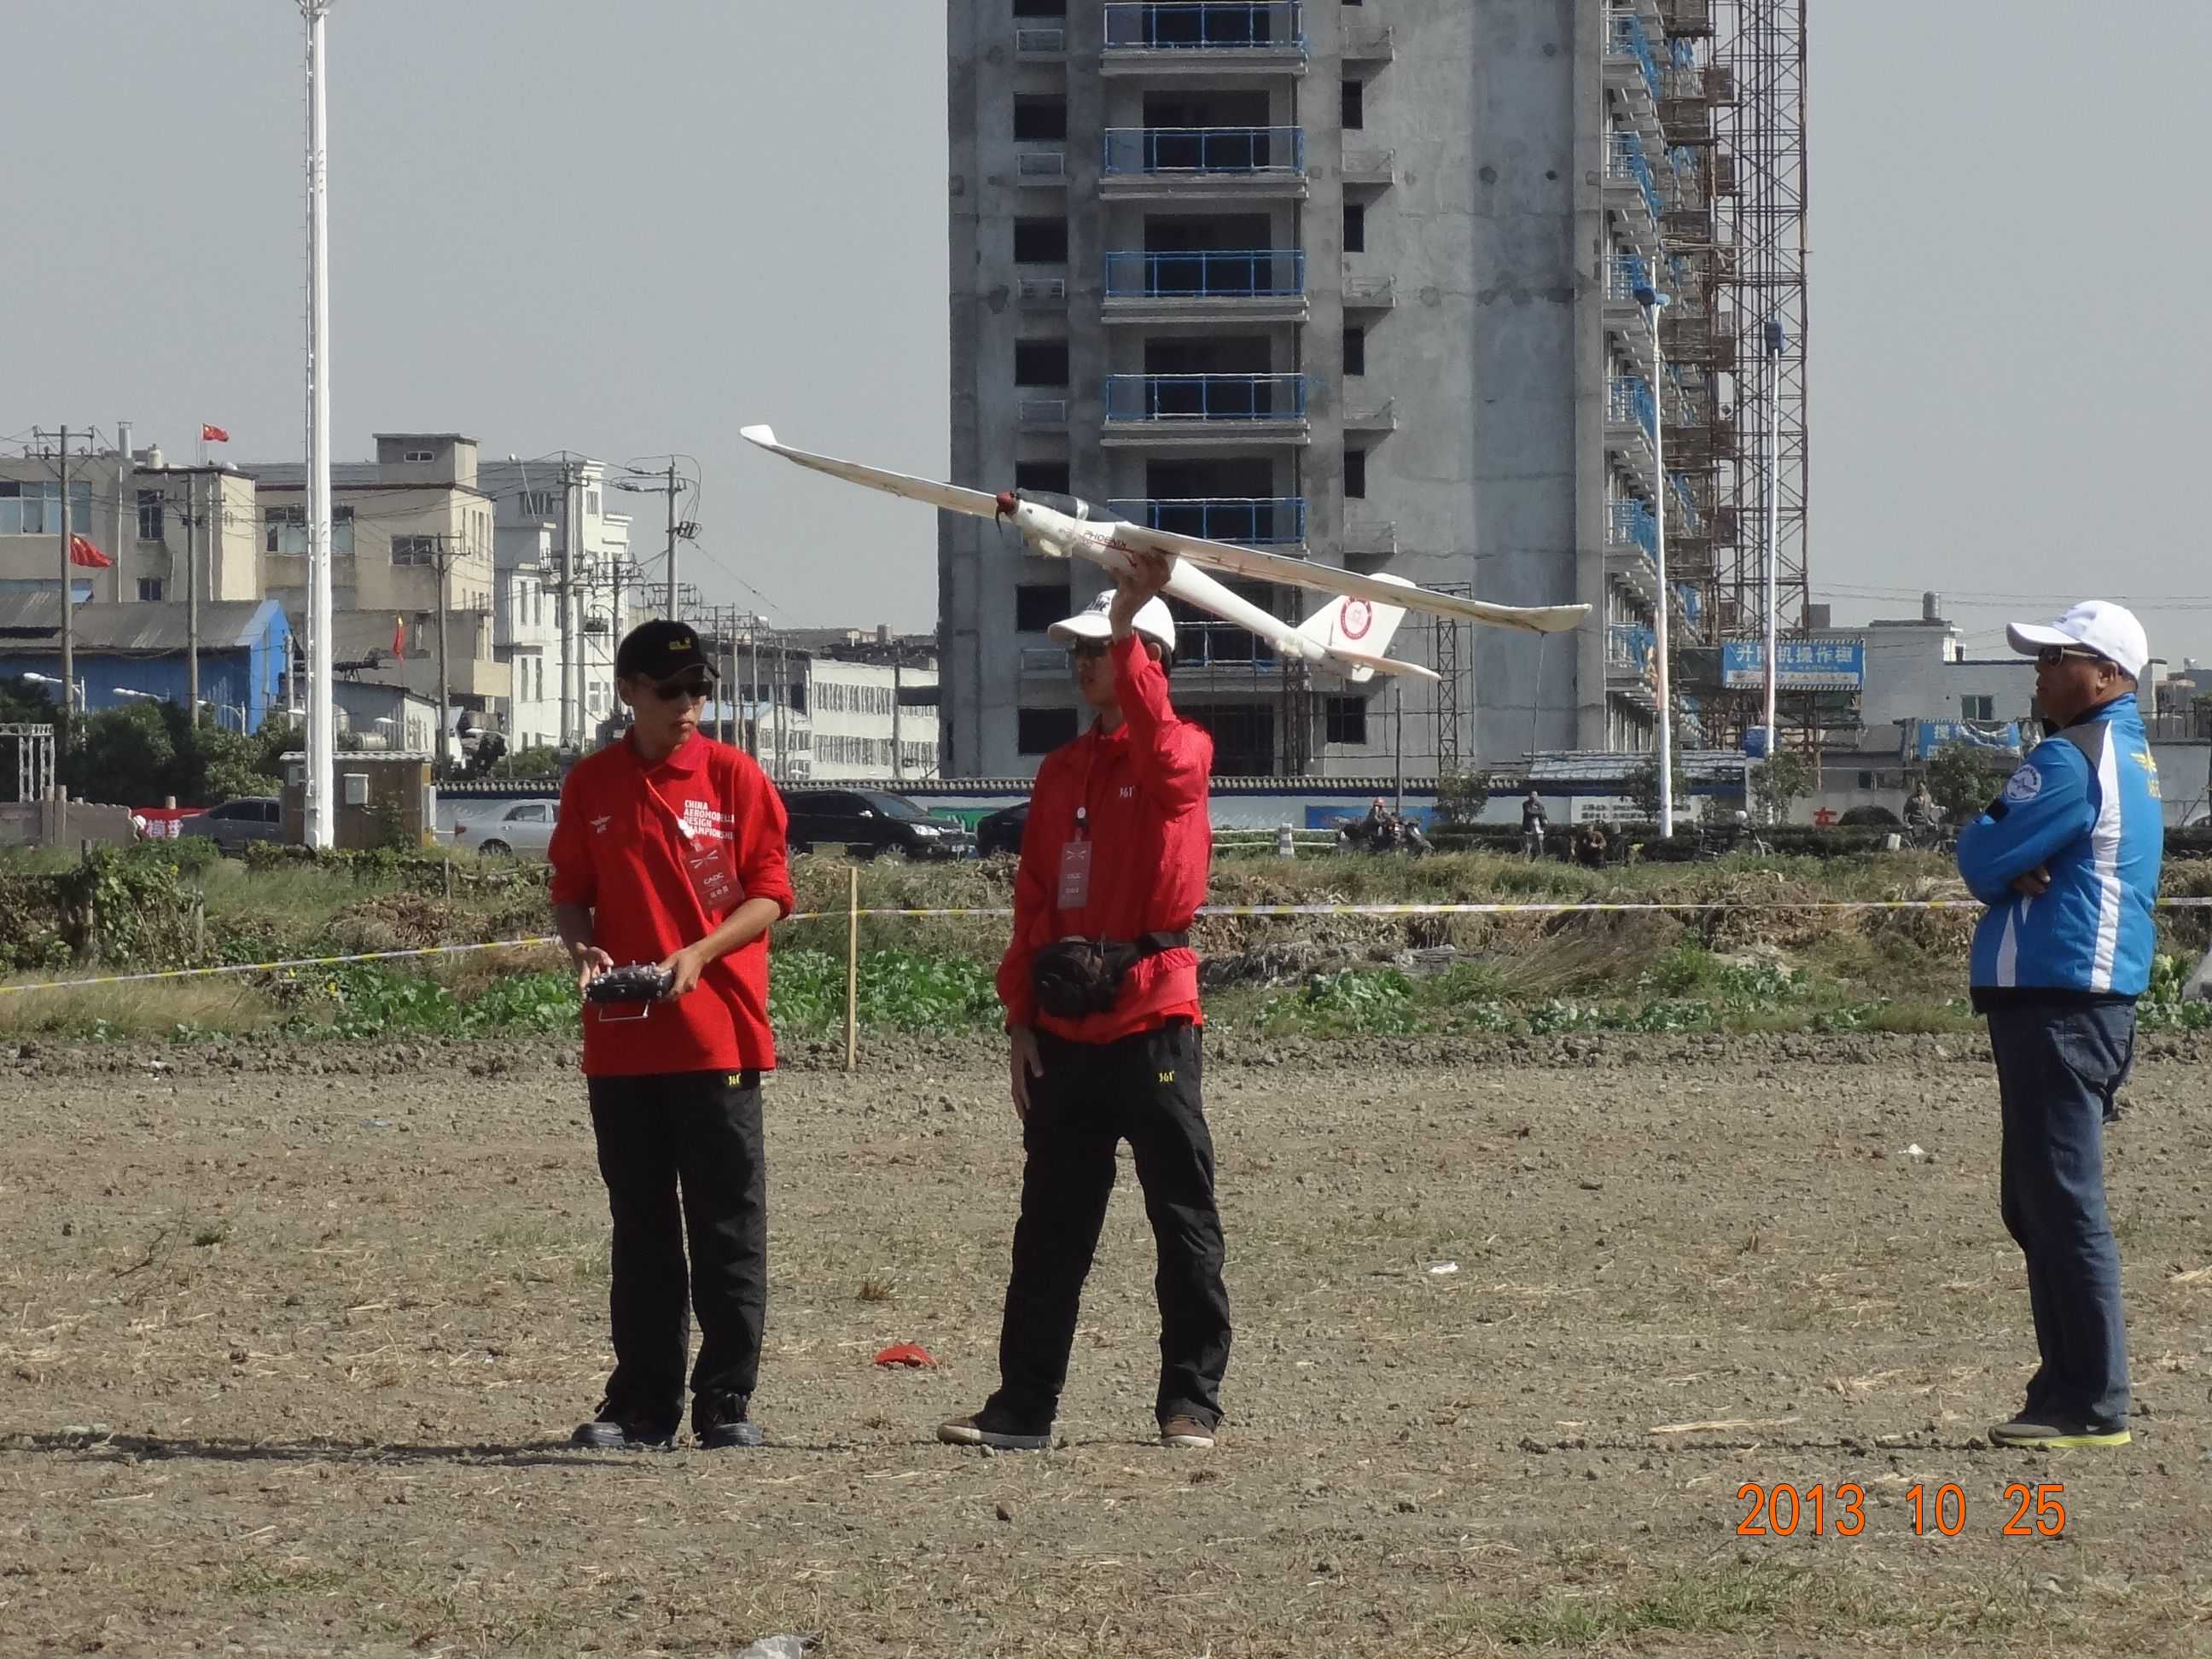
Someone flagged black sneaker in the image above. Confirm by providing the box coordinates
[937,1410,1052,1452]
[572,1404,676,1451]
[695,1391,765,1450]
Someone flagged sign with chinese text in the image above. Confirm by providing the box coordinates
[1721,639,1866,690]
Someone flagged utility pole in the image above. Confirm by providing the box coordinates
[434,533,454,769]
[55,427,75,777]
[747,623,761,759]
[114,421,131,606]
[185,469,201,716]
[301,0,336,848]
[773,638,787,781]
[560,462,578,748]
[892,658,904,782]
[664,460,678,616]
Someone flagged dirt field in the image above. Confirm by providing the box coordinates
[2,1032,2208,1657]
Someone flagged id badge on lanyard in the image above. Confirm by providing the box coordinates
[647,781,742,919]
[1057,799,1095,911]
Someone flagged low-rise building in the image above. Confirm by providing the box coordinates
[0,446,262,610]
[242,433,511,737]
[476,456,633,749]
[0,596,292,728]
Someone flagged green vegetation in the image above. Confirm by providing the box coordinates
[0,842,2202,1044]
[1925,739,2014,823]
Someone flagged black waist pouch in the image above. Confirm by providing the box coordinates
[1031,932,1190,1019]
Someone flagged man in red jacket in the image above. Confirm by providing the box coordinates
[548,620,793,1452]
[940,559,1231,1452]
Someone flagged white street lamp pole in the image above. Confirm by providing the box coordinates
[301,0,336,848]
[1637,281,1674,837]
[1761,316,1786,760]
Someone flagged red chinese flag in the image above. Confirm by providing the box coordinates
[68,534,113,569]
[393,615,406,658]
[201,423,230,444]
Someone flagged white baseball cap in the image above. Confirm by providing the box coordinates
[1047,588,1177,655]
[2005,601,2150,682]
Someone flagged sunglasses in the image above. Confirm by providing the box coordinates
[2034,645,2108,670]
[1068,640,1111,661]
[651,677,713,703]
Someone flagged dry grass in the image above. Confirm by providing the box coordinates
[0,974,281,1036]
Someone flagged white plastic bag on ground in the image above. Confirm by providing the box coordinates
[735,1639,810,1659]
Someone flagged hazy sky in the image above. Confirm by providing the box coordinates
[4,1,2208,667]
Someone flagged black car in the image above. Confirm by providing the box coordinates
[975,800,1029,858]
[782,789,975,860]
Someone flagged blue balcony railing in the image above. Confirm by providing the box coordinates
[1102,126,1306,176]
[1609,499,1658,557]
[1104,2,1305,51]
[1104,248,1305,300]
[1606,131,1663,225]
[1609,375,1657,445]
[1104,373,1309,422]
[1109,497,1307,544]
[1606,251,1652,305]
[1606,9,1663,102]
[1609,624,1656,672]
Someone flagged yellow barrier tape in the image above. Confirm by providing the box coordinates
[0,938,562,998]
[0,898,2203,998]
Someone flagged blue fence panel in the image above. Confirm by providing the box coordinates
[1609,625,1656,672]
[1103,373,1310,422]
[1103,2,1304,50]
[1102,125,1306,175]
[1103,248,1305,299]
[1109,497,1307,544]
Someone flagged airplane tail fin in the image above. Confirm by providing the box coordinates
[1297,574,1414,682]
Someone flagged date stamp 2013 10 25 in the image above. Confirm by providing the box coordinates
[1736,1481,2069,1539]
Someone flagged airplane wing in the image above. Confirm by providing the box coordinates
[1118,522,1587,635]
[741,425,1004,521]
[1327,652,1442,684]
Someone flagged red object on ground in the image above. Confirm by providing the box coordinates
[201,424,230,443]
[872,1343,938,1369]
[67,535,112,569]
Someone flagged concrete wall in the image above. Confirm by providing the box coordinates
[943,1,1622,779]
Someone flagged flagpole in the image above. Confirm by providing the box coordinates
[302,0,335,849]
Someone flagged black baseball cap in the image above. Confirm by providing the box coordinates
[615,620,719,684]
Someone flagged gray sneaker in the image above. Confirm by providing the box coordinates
[1988,1417,2130,1450]
[937,1412,1052,1452]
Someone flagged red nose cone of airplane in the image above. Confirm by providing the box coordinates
[995,491,1017,515]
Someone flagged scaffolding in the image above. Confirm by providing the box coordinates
[1648,0,1809,749]
[1716,0,1809,655]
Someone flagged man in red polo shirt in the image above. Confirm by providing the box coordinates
[548,620,793,1452]
[939,558,1231,1452]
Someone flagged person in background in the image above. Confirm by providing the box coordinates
[548,620,794,1452]
[1956,601,2163,1450]
[1522,790,1549,859]
[939,560,1231,1454]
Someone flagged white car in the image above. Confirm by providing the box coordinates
[446,798,558,858]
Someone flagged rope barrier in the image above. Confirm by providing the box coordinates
[0,897,2203,999]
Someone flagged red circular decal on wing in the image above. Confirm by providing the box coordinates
[1342,600,1373,641]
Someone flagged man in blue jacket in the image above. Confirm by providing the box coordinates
[1956,601,2162,1450]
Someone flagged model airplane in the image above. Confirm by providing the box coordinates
[740,426,1586,685]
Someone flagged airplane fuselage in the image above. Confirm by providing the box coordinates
[1008,498,1332,666]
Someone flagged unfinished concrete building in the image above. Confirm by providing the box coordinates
[940,0,1792,778]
